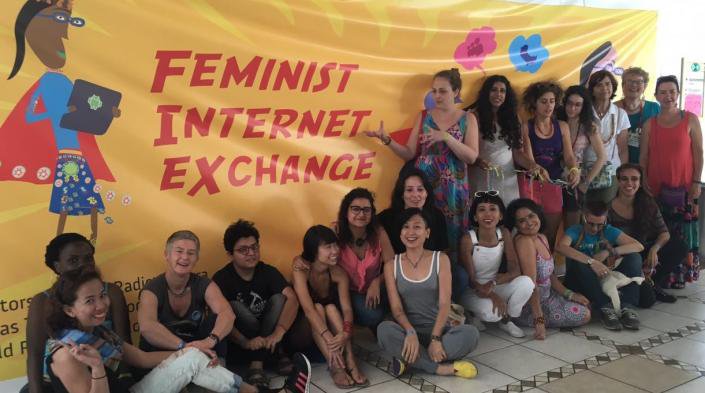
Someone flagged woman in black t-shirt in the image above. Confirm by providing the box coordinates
[609,163,684,303]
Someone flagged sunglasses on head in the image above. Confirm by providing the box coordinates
[474,190,499,198]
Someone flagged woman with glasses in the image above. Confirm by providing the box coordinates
[615,67,660,164]
[2,0,119,242]
[291,225,368,389]
[506,199,591,340]
[557,85,606,228]
[519,81,580,248]
[584,70,631,204]
[609,164,681,303]
[377,208,479,378]
[365,68,479,258]
[640,75,703,288]
[466,75,531,206]
[458,191,534,338]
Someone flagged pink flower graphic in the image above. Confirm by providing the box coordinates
[454,26,497,73]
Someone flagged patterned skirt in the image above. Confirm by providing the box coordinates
[49,153,105,216]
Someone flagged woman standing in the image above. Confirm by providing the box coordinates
[584,70,631,204]
[615,67,660,164]
[557,85,607,227]
[506,199,591,340]
[609,164,682,303]
[377,208,479,377]
[640,75,703,287]
[366,68,479,254]
[519,81,580,248]
[458,192,534,338]
[466,75,530,205]
[291,226,368,389]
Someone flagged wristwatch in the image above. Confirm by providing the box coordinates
[176,340,185,350]
[208,333,221,345]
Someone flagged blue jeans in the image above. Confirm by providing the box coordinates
[350,290,388,328]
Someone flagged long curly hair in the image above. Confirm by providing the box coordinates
[522,81,563,117]
[557,85,597,137]
[466,75,522,149]
[46,266,103,336]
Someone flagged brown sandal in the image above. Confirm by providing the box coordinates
[347,367,370,388]
[330,367,355,389]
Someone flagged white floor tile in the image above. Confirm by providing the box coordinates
[521,332,614,363]
[472,345,568,380]
[471,331,516,356]
[353,379,429,393]
[647,338,705,368]
[637,308,700,333]
[653,298,705,320]
[573,319,661,345]
[684,330,705,344]
[665,376,705,393]
[422,361,517,392]
[484,324,559,344]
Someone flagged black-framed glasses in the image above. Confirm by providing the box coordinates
[350,205,372,215]
[474,190,499,198]
[35,12,86,27]
[235,243,259,255]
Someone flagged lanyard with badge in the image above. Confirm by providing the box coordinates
[627,101,644,148]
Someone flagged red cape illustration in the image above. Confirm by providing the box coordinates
[0,80,114,184]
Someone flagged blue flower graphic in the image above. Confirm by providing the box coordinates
[509,34,549,73]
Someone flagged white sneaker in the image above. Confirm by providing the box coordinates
[470,316,487,331]
[499,320,525,338]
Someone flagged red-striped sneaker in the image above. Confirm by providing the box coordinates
[283,353,311,393]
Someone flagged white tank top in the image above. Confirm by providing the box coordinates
[469,228,504,283]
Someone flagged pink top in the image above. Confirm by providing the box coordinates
[646,114,693,197]
[338,242,383,293]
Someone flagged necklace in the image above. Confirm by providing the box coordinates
[167,284,190,297]
[595,102,610,118]
[354,237,366,247]
[405,251,425,269]
[535,120,552,137]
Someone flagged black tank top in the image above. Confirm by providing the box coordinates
[138,273,210,352]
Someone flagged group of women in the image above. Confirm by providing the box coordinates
[367,66,702,292]
[29,66,703,392]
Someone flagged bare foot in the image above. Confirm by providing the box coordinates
[436,363,455,376]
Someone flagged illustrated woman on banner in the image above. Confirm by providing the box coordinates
[1,0,120,243]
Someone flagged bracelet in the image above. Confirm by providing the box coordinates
[343,320,353,335]
[533,316,545,326]
[568,166,580,175]
[382,135,392,145]
[91,373,107,380]
[405,328,417,337]
[176,340,185,350]
[430,335,442,342]
[276,323,287,332]
[563,289,574,300]
[319,328,330,337]
[208,333,220,345]
[610,247,619,257]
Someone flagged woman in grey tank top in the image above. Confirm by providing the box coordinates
[377,208,479,378]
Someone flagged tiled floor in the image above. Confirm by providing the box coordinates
[301,277,705,393]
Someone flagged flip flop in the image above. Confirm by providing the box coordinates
[330,367,355,389]
[347,367,370,388]
[245,367,269,389]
